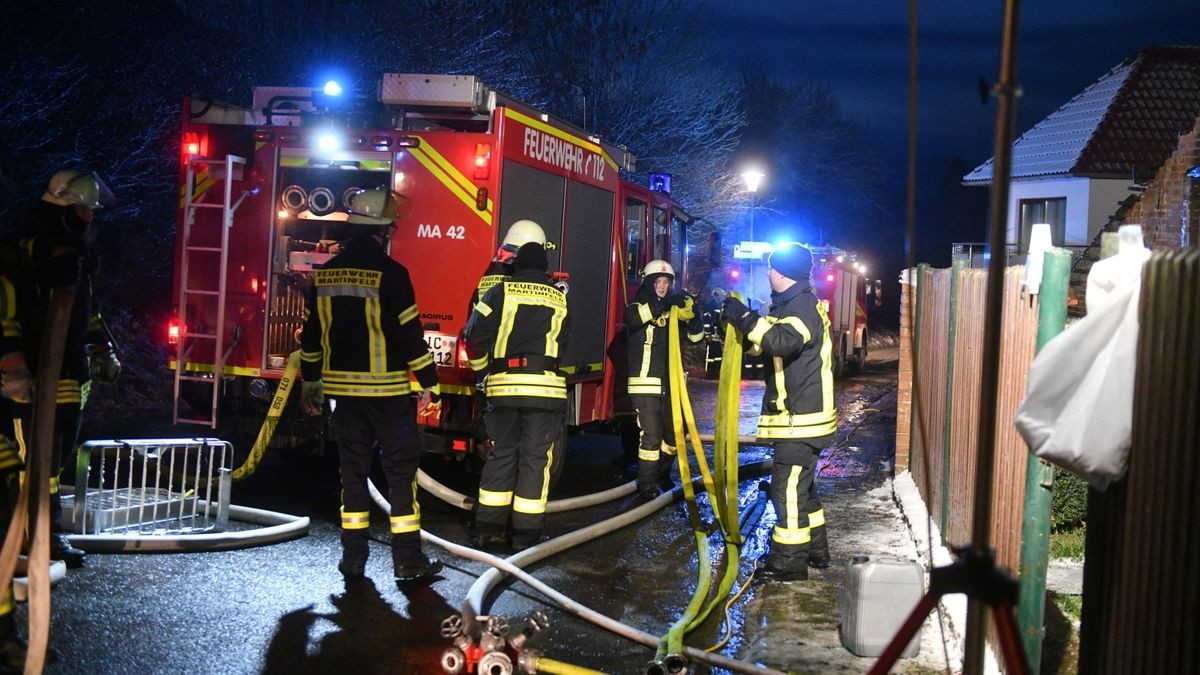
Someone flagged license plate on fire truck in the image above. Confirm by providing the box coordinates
[424,333,457,368]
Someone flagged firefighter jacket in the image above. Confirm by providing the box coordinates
[0,201,108,405]
[300,234,438,398]
[744,281,837,441]
[464,269,569,409]
[624,284,703,396]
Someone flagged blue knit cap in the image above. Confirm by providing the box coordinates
[768,243,814,281]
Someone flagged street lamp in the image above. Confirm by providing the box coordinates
[741,168,764,243]
[741,168,765,305]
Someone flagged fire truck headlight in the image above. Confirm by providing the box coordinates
[323,80,342,96]
[316,132,340,151]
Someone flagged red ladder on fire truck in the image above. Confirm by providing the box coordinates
[172,154,249,427]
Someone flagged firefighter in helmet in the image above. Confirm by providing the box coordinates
[722,243,836,582]
[299,186,444,584]
[625,260,703,500]
[0,169,121,570]
[469,219,553,309]
[464,240,569,551]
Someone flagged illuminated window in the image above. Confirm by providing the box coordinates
[1018,198,1065,253]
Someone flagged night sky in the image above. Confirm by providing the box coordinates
[701,1,1197,167]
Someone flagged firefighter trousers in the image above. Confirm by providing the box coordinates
[476,406,563,538]
[766,440,830,571]
[13,402,81,534]
[631,394,676,487]
[332,396,425,567]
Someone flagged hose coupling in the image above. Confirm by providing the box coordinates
[477,650,514,675]
[440,647,467,675]
[663,653,689,674]
[643,658,667,675]
[507,610,549,651]
[515,648,541,675]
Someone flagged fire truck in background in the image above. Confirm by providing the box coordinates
[809,246,879,375]
[170,73,692,455]
[703,243,879,378]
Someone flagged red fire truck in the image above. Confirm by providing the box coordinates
[809,246,877,375]
[170,74,692,454]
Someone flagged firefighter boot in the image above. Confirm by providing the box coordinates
[510,529,546,552]
[338,531,368,578]
[392,533,442,584]
[656,453,676,491]
[49,532,85,569]
[754,553,808,584]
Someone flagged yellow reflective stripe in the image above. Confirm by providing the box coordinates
[478,489,513,507]
[540,442,554,503]
[469,355,489,372]
[771,356,786,411]
[687,330,704,343]
[809,508,826,528]
[513,495,546,515]
[49,476,59,494]
[772,525,812,545]
[367,296,386,373]
[0,320,20,338]
[341,509,370,529]
[636,303,653,324]
[0,588,12,615]
[638,448,660,461]
[759,411,838,427]
[398,303,419,325]
[504,107,619,171]
[318,295,333,371]
[486,372,567,399]
[408,352,434,370]
[639,325,655,378]
[778,316,811,343]
[546,300,567,358]
[487,384,567,399]
[407,142,493,225]
[747,317,771,344]
[628,376,661,390]
[817,302,834,402]
[390,514,420,534]
[300,350,322,363]
[660,442,677,457]
[785,465,802,530]
[474,301,493,317]
[324,382,414,396]
[757,420,838,439]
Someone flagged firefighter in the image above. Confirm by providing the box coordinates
[722,243,836,582]
[0,276,32,666]
[1,169,121,569]
[625,260,703,499]
[467,220,555,451]
[469,219,552,309]
[464,241,569,551]
[299,186,444,584]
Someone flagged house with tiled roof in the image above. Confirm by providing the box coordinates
[964,45,1200,256]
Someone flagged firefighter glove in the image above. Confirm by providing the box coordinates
[721,296,757,333]
[0,352,33,403]
[418,386,443,421]
[88,342,122,383]
[676,295,696,321]
[301,379,325,415]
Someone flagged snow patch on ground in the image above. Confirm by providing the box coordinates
[894,470,1003,674]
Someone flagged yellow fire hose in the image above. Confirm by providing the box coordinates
[534,655,608,674]
[658,298,746,660]
[230,350,301,481]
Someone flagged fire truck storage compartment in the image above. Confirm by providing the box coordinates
[496,160,615,375]
[265,152,393,362]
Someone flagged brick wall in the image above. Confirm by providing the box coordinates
[895,274,913,473]
[1123,119,1200,249]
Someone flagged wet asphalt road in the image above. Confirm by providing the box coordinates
[28,354,932,674]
